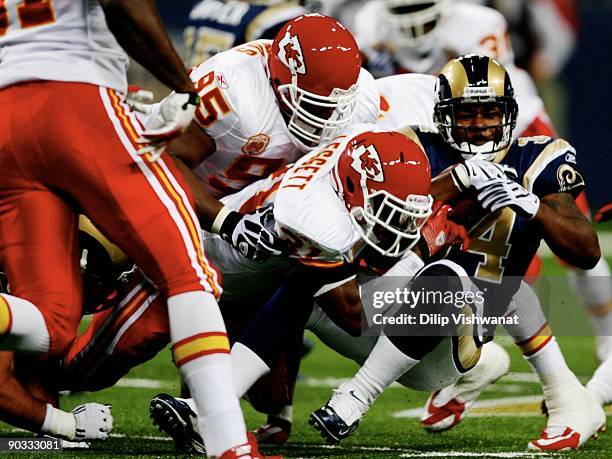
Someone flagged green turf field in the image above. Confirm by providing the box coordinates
[1,251,611,458]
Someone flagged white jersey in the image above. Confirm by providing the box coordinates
[189,40,380,198]
[376,74,437,131]
[355,1,513,74]
[0,0,128,92]
[375,71,546,138]
[221,124,376,264]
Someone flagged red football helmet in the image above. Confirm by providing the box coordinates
[333,130,433,257]
[268,14,362,150]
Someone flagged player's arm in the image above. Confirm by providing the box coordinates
[534,192,600,269]
[98,0,194,94]
[166,121,223,228]
[0,353,112,441]
[315,276,362,337]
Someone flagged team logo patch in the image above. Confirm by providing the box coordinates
[277,31,306,75]
[350,145,384,183]
[242,134,270,155]
[556,164,584,192]
[215,72,229,89]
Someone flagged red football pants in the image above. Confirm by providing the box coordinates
[0,82,220,355]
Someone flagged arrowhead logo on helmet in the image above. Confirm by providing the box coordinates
[278,32,306,75]
[350,145,385,183]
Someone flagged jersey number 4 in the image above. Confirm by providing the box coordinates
[0,0,56,36]
[468,208,516,283]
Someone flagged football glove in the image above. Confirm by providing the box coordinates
[417,201,470,261]
[72,403,113,441]
[477,180,540,219]
[215,206,287,262]
[126,85,155,115]
[137,91,200,160]
[451,157,518,193]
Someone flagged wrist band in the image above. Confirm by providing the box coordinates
[211,206,232,234]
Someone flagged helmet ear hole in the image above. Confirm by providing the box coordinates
[346,177,355,194]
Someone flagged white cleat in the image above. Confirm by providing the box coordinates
[421,341,510,432]
[528,387,606,451]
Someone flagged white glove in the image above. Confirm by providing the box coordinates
[451,158,518,192]
[72,403,113,441]
[477,180,540,219]
[213,206,287,262]
[126,87,155,115]
[137,92,200,160]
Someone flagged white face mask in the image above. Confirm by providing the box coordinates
[277,76,359,150]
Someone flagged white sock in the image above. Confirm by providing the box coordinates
[0,294,50,353]
[231,342,270,399]
[41,404,76,440]
[168,291,246,457]
[523,337,570,375]
[347,335,419,407]
[587,351,612,405]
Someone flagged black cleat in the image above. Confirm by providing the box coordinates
[149,393,205,454]
[308,405,359,444]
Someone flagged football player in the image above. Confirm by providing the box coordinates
[0,0,272,456]
[355,0,612,357]
[149,14,380,260]
[0,127,466,453]
[183,0,308,67]
[309,55,605,451]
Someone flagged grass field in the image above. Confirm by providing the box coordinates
[1,246,611,458]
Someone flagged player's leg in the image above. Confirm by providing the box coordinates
[0,191,81,356]
[309,261,471,443]
[504,282,605,450]
[64,277,168,392]
[41,82,244,456]
[587,351,612,406]
[566,191,612,361]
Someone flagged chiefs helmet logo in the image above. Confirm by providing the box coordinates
[556,163,584,192]
[277,31,306,75]
[351,145,384,183]
[242,134,270,155]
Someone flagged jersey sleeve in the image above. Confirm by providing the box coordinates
[522,138,585,198]
[354,68,381,125]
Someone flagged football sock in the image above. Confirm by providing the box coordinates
[41,404,76,440]
[346,335,419,409]
[167,291,246,457]
[517,331,566,375]
[0,294,50,353]
[231,342,270,399]
[587,351,612,405]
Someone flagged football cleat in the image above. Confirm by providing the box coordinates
[528,386,606,451]
[217,433,283,459]
[252,416,291,445]
[309,385,368,444]
[149,393,204,454]
[421,341,510,432]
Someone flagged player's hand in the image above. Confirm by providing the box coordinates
[477,180,540,219]
[137,92,200,160]
[594,202,612,223]
[218,206,287,262]
[451,157,517,193]
[417,201,470,260]
[126,85,155,115]
[72,403,113,441]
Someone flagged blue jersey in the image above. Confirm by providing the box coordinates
[406,127,585,309]
[183,0,307,67]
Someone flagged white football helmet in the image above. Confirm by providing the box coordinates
[385,0,450,48]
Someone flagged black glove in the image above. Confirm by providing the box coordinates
[218,206,287,262]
